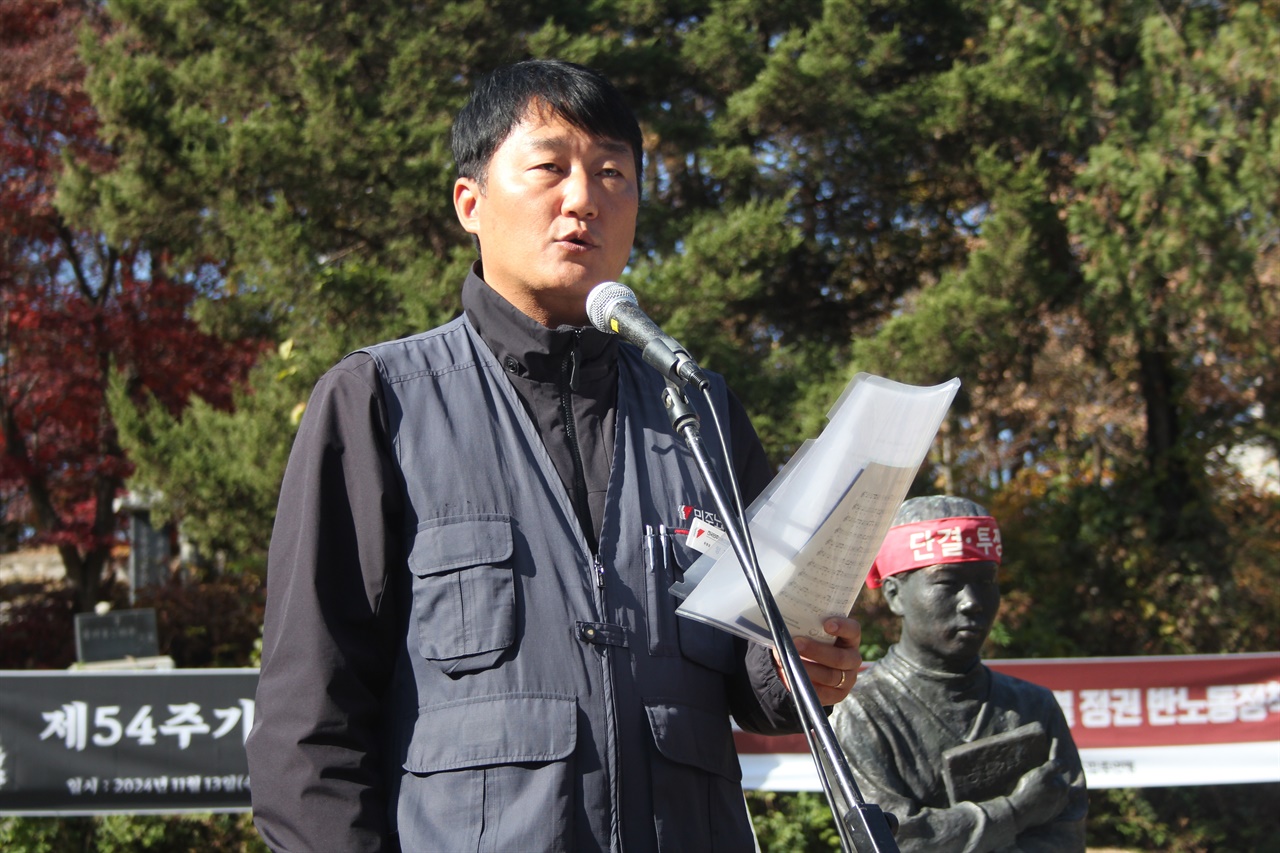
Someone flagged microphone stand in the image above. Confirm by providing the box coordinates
[661,382,899,853]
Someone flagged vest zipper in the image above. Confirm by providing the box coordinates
[564,335,616,846]
[560,331,593,552]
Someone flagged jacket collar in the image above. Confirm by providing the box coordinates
[462,264,617,385]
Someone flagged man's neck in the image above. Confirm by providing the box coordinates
[893,640,982,677]
[476,263,590,329]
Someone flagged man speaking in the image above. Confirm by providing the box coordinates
[246,59,862,852]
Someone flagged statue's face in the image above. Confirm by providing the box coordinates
[886,561,1000,672]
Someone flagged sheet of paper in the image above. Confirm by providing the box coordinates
[674,373,960,647]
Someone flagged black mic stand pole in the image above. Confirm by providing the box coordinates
[661,382,899,853]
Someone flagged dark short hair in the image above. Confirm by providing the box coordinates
[891,495,990,526]
[451,59,643,189]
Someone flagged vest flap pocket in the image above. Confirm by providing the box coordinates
[409,514,515,670]
[409,513,513,576]
[644,699,742,782]
[404,693,577,774]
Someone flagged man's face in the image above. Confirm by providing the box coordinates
[885,561,1000,673]
[453,105,639,327]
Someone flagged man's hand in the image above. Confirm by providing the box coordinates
[1007,741,1071,833]
[773,616,862,706]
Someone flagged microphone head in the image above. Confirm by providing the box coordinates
[586,281,638,333]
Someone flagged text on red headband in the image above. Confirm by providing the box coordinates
[867,515,1002,588]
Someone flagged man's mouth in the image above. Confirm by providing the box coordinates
[557,231,597,248]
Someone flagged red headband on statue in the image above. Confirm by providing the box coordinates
[866,516,1003,588]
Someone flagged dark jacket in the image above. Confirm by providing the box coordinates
[247,270,797,852]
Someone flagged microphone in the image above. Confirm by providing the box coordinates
[586,282,709,390]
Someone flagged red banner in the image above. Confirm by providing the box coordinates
[735,653,1280,790]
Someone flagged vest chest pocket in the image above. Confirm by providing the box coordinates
[409,514,515,675]
[646,527,738,673]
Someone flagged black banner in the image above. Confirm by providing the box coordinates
[0,670,257,815]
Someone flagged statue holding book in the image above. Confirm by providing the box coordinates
[832,496,1087,852]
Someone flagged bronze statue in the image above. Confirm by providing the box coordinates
[833,496,1087,852]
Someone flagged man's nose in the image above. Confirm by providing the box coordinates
[562,170,598,220]
[956,586,985,614]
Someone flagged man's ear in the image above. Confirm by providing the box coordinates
[882,575,907,617]
[453,177,482,236]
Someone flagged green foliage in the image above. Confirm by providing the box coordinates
[0,816,93,853]
[743,783,1280,852]
[831,0,1280,661]
[855,586,896,664]
[986,461,1280,658]
[0,813,266,853]
[65,0,1280,644]
[747,791,841,852]
[109,344,305,573]
[1087,784,1280,852]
